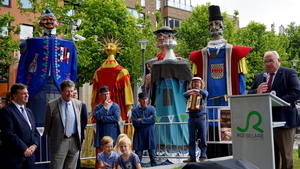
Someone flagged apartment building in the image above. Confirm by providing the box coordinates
[126,0,192,28]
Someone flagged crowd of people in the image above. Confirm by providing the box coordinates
[0,5,300,169]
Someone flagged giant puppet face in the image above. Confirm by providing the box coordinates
[209,20,225,37]
[39,16,58,30]
[104,43,118,56]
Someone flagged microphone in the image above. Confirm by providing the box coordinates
[263,72,267,82]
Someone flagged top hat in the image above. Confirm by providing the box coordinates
[209,5,223,21]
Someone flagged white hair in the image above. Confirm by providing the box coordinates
[263,51,280,59]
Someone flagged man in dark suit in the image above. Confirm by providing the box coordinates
[0,83,40,168]
[44,80,82,169]
[248,51,300,169]
[72,88,88,169]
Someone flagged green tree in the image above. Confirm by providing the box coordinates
[232,21,289,88]
[285,22,300,72]
[73,0,157,86]
[176,4,210,58]
[0,11,20,64]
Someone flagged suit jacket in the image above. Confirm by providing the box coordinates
[80,103,88,143]
[248,67,300,128]
[0,103,40,162]
[44,97,82,155]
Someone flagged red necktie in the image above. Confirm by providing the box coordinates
[267,73,274,93]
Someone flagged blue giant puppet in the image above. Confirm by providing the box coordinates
[190,5,252,158]
[16,9,77,162]
[149,29,193,146]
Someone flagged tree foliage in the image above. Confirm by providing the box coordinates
[73,0,158,86]
[285,22,300,73]
[0,11,20,64]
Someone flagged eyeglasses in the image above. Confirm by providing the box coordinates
[263,59,278,64]
[100,93,109,96]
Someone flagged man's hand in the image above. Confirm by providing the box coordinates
[103,99,109,108]
[185,89,200,95]
[28,145,37,153]
[145,74,151,89]
[257,82,268,93]
[23,148,33,157]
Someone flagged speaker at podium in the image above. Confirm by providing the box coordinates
[182,158,258,169]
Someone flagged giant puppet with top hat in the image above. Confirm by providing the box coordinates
[16,9,77,162]
[189,5,252,158]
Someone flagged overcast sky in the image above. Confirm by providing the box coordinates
[191,0,300,31]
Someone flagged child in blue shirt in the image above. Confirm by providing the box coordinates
[97,136,118,169]
[116,137,141,169]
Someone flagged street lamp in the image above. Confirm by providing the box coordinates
[137,39,150,72]
[291,60,299,69]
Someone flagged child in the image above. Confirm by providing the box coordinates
[97,136,118,169]
[113,134,129,155]
[116,137,141,169]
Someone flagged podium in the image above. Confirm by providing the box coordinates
[229,93,289,169]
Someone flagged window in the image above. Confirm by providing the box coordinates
[20,25,33,40]
[20,0,32,9]
[127,8,144,19]
[127,8,144,27]
[2,0,9,6]
[164,0,192,11]
[141,0,145,7]
[165,17,181,29]
[156,0,160,10]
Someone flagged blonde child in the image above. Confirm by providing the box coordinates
[97,136,118,169]
[113,134,129,155]
[115,137,141,169]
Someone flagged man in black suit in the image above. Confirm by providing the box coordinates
[73,88,88,169]
[0,83,40,168]
[248,51,300,169]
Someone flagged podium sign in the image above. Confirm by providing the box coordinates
[229,93,289,169]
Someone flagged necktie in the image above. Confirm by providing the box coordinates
[65,103,72,137]
[20,107,31,130]
[267,73,275,93]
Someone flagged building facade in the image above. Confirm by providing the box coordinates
[126,0,192,28]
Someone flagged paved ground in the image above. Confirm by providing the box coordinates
[294,133,300,149]
[145,134,300,169]
[147,156,233,169]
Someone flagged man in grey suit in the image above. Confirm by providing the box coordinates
[44,80,82,169]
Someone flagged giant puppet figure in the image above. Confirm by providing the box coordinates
[16,9,77,163]
[148,27,193,146]
[189,5,252,158]
[90,37,134,123]
[142,26,181,103]
[81,37,134,169]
